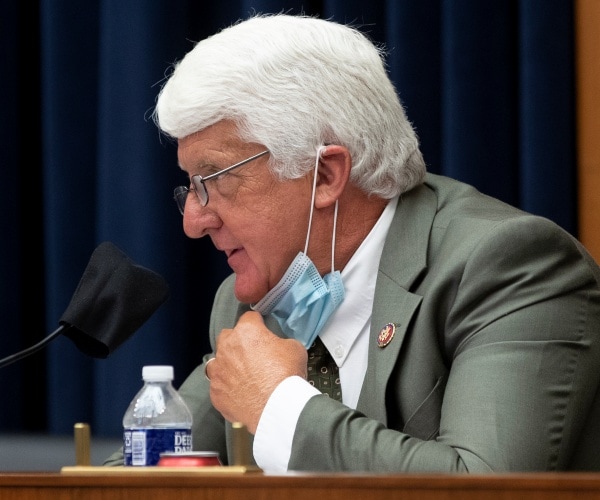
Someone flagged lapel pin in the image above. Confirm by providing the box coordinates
[377,323,396,348]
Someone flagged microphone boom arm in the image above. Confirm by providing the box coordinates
[0,325,70,369]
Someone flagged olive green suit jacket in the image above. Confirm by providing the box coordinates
[106,173,600,471]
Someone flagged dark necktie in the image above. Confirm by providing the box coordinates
[307,336,342,401]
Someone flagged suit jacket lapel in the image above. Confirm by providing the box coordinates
[356,182,438,425]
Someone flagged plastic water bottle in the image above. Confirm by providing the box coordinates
[122,365,193,466]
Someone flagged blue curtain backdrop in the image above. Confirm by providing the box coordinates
[0,0,575,437]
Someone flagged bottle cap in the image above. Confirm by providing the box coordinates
[142,365,174,381]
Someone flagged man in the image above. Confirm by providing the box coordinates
[105,13,600,472]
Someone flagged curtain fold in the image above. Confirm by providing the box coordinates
[442,1,520,206]
[0,0,579,437]
[519,0,575,232]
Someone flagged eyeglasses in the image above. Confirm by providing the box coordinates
[173,150,269,214]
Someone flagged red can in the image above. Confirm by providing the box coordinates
[157,451,222,467]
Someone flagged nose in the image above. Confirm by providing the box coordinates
[182,201,221,238]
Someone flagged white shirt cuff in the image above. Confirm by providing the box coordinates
[252,375,320,473]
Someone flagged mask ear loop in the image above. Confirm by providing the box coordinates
[331,198,338,274]
[303,152,320,255]
[304,146,338,274]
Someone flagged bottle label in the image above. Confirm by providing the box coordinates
[123,428,192,466]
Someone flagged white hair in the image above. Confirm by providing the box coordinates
[154,13,426,198]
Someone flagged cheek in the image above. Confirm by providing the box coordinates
[234,177,311,290]
[262,221,305,282]
[236,217,295,285]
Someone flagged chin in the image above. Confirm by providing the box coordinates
[233,278,265,305]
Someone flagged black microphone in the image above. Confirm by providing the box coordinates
[0,242,170,368]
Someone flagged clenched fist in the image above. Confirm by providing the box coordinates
[205,311,308,434]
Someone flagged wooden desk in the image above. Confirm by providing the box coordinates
[1,471,600,500]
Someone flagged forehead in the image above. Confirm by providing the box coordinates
[179,121,241,148]
[177,121,257,172]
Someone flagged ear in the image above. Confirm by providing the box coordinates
[314,145,352,209]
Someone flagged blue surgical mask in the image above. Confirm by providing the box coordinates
[252,252,345,348]
[252,147,345,348]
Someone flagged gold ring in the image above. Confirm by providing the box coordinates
[204,357,216,381]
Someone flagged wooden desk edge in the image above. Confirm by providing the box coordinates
[1,471,599,489]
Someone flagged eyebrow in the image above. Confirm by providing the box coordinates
[179,160,220,177]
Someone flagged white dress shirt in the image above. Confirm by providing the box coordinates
[253,196,398,472]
